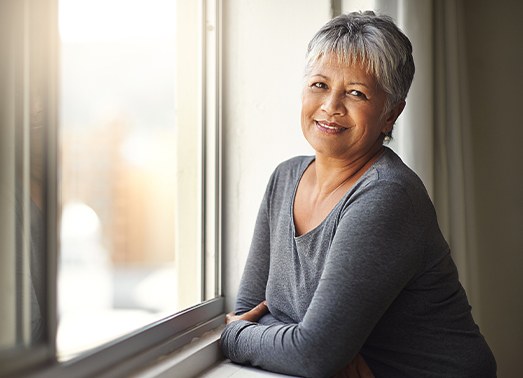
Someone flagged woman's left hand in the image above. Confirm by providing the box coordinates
[225,300,268,324]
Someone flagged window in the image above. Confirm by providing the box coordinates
[0,0,223,376]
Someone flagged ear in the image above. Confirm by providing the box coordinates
[382,100,406,134]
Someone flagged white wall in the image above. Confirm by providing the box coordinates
[221,0,331,310]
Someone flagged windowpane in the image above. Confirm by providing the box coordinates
[57,0,211,360]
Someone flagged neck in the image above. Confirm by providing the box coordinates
[313,146,386,198]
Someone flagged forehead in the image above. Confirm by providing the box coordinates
[307,54,377,85]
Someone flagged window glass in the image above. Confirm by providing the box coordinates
[58,0,208,360]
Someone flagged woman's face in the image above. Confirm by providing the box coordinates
[301,54,400,162]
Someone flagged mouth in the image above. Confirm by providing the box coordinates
[315,120,346,134]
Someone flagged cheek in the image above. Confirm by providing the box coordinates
[301,95,317,119]
[356,107,384,128]
[300,103,315,137]
[300,108,309,134]
[300,102,309,124]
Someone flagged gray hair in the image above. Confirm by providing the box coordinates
[305,11,415,122]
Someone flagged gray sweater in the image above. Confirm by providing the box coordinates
[221,148,496,377]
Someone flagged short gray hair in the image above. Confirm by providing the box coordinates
[305,11,415,118]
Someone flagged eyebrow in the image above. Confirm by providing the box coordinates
[310,74,371,88]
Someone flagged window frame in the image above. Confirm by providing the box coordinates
[32,299,225,378]
[0,0,224,376]
[0,0,59,373]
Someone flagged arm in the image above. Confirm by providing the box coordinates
[234,177,273,315]
[227,304,373,377]
[221,181,422,377]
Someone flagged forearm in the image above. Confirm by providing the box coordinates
[221,320,337,378]
[222,290,370,378]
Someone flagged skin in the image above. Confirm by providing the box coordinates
[225,301,269,324]
[227,53,405,377]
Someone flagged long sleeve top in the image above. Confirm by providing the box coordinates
[221,148,496,378]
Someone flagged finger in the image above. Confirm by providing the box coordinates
[225,311,240,324]
[225,301,268,324]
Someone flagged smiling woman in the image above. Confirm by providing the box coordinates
[221,11,496,378]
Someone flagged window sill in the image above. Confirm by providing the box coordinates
[133,324,226,378]
[133,324,296,378]
[22,299,225,378]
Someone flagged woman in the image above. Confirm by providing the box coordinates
[221,11,496,378]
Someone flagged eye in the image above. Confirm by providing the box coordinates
[347,90,366,98]
[311,82,327,90]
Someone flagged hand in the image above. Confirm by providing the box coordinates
[225,300,269,324]
[334,354,374,378]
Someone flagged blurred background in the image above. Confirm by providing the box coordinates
[57,0,202,359]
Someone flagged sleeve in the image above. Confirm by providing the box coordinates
[233,174,273,315]
[221,181,423,378]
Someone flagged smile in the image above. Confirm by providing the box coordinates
[315,120,346,134]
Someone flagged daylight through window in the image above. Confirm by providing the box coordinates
[57,0,216,360]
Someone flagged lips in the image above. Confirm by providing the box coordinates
[315,120,346,134]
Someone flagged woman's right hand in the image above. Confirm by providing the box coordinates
[225,300,268,324]
[334,354,374,378]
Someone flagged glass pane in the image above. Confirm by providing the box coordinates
[58,0,207,360]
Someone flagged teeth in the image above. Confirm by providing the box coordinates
[318,121,340,130]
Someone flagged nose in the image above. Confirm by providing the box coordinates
[320,92,346,116]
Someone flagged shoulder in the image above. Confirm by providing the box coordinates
[373,148,427,190]
[345,148,436,222]
[267,156,314,187]
[368,148,431,206]
[273,155,314,175]
[260,156,314,208]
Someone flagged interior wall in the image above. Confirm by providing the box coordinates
[463,1,523,376]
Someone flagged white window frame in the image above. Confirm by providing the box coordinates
[0,0,224,376]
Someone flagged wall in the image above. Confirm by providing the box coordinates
[463,1,523,376]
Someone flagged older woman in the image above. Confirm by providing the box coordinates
[220,11,496,378]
